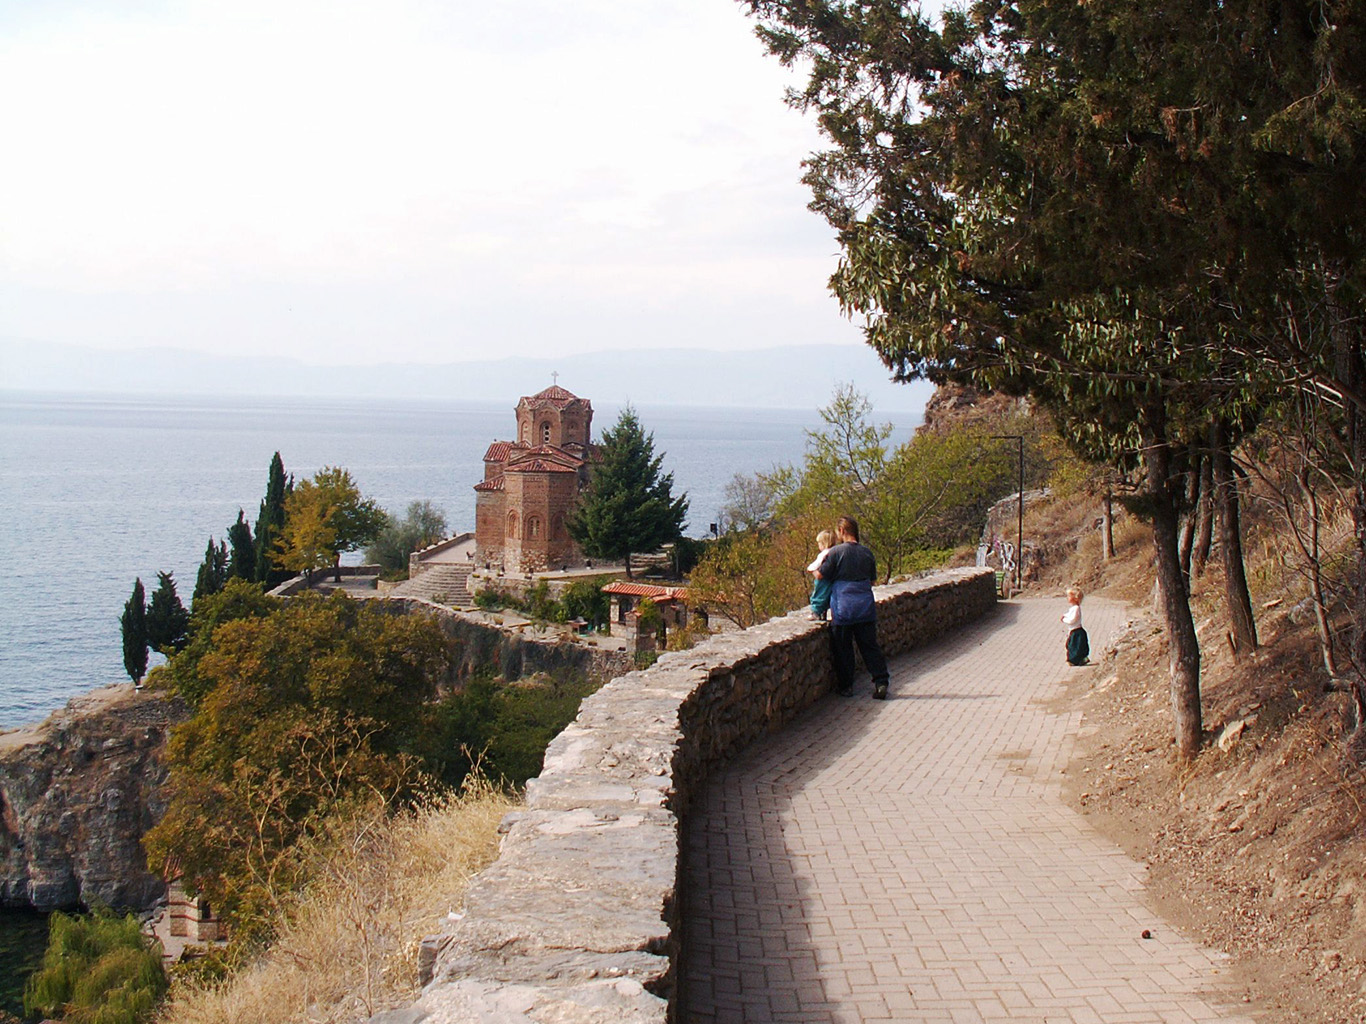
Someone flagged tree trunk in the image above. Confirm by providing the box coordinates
[1191,433,1215,577]
[1177,449,1200,587]
[1296,465,1338,677]
[624,552,633,579]
[1212,421,1258,660]
[1101,487,1115,561]
[1145,415,1204,760]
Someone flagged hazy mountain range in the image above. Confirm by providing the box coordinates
[0,339,934,413]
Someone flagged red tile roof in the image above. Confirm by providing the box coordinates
[473,477,505,491]
[601,582,689,601]
[505,458,578,474]
[522,384,586,410]
[482,440,515,463]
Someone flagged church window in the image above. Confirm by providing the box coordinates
[552,513,564,539]
[507,511,519,538]
[527,516,541,539]
[541,421,552,444]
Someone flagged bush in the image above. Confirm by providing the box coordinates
[25,909,167,1024]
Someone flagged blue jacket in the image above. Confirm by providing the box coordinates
[820,542,878,625]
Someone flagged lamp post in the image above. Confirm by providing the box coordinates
[991,434,1024,591]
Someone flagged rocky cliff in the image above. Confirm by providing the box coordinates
[0,685,186,911]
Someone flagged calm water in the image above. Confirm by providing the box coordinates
[0,908,47,1018]
[0,391,921,729]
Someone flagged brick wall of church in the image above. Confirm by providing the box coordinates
[474,490,506,566]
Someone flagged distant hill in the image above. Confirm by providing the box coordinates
[0,339,932,412]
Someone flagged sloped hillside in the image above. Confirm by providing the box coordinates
[1020,474,1366,1023]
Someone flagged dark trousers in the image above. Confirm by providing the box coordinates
[831,620,890,694]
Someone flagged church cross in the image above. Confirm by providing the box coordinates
[552,371,560,386]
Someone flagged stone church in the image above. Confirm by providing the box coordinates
[474,384,594,571]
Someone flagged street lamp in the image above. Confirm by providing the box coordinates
[991,434,1024,591]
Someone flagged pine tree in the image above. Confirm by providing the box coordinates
[193,537,229,604]
[567,407,688,578]
[254,452,292,587]
[145,571,190,655]
[226,509,255,581]
[120,578,148,684]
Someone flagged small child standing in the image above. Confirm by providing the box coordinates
[808,529,836,620]
[1062,587,1089,665]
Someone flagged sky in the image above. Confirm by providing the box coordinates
[0,0,878,369]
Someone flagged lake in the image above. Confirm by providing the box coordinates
[0,390,921,729]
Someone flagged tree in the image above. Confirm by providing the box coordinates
[254,452,292,587]
[24,908,167,1024]
[143,592,452,937]
[365,500,449,573]
[119,578,148,684]
[226,509,255,582]
[737,0,1357,757]
[150,578,279,706]
[568,407,688,578]
[274,467,388,581]
[193,537,229,604]
[144,571,189,655]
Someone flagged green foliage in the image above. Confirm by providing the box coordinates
[193,537,229,604]
[560,576,612,628]
[274,466,388,577]
[143,592,452,938]
[568,406,689,576]
[150,578,278,705]
[226,509,255,582]
[413,671,600,790]
[119,578,148,684]
[144,571,189,655]
[365,500,449,573]
[24,909,166,1024]
[634,650,661,671]
[254,452,292,587]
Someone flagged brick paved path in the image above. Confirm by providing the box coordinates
[680,597,1256,1023]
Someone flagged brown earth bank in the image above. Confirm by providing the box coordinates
[1024,486,1366,1023]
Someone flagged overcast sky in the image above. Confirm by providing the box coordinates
[0,0,881,368]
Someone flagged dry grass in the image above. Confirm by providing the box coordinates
[158,779,518,1024]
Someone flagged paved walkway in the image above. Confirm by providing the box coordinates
[680,597,1257,1023]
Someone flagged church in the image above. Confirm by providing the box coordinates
[474,384,594,572]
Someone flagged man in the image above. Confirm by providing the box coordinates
[818,515,891,700]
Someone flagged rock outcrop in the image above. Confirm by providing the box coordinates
[0,685,186,911]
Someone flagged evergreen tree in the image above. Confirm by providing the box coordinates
[145,571,190,655]
[254,452,292,587]
[193,537,229,604]
[120,578,148,684]
[226,508,255,581]
[567,407,688,577]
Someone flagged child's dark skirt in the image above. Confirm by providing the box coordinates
[1066,627,1089,666]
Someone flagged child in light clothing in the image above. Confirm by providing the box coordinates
[808,529,835,620]
[1062,586,1089,665]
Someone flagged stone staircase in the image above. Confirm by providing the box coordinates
[391,562,475,608]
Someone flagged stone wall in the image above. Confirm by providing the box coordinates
[375,597,633,686]
[400,567,996,1023]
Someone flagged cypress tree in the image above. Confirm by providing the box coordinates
[146,571,190,655]
[193,537,229,604]
[226,509,255,581]
[254,452,292,587]
[120,578,148,684]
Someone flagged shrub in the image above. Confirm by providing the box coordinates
[24,909,167,1024]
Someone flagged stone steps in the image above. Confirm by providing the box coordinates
[392,562,475,608]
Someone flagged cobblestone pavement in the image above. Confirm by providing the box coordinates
[680,597,1257,1023]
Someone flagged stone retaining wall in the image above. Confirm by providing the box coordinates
[376,597,634,686]
[389,568,996,1024]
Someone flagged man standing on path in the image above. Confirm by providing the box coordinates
[819,515,891,699]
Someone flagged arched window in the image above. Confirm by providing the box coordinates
[551,513,564,539]
[527,516,541,539]
[507,511,519,538]
[541,421,552,444]
[521,421,530,441]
